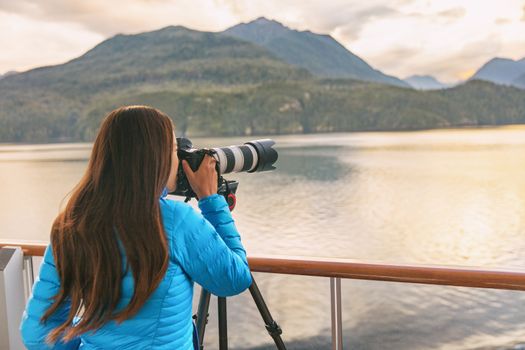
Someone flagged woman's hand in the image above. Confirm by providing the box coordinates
[182,155,218,200]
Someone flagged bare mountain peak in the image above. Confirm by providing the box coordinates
[472,56,525,87]
[485,57,525,66]
[241,17,328,37]
[232,17,333,39]
[404,75,448,90]
[228,17,290,37]
[252,17,283,26]
[156,25,194,33]
[223,18,408,87]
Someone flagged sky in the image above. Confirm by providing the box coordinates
[1,0,524,83]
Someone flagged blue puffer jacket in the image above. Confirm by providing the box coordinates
[20,194,252,349]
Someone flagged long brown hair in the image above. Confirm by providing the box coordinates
[43,106,174,342]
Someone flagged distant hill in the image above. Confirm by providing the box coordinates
[223,17,409,88]
[0,70,17,80]
[471,57,525,88]
[404,75,449,90]
[0,24,524,143]
[78,79,525,136]
[513,72,525,89]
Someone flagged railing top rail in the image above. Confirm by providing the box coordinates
[1,240,47,257]
[3,240,525,291]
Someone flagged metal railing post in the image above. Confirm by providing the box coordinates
[330,277,343,350]
[23,256,35,300]
[0,247,25,350]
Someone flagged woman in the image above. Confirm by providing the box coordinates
[20,106,252,349]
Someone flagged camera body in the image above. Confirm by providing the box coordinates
[172,138,220,199]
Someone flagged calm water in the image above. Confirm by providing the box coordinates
[2,127,525,349]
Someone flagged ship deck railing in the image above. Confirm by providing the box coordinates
[2,240,525,350]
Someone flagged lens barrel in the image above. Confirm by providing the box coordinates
[212,139,278,174]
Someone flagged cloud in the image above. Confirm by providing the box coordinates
[309,5,398,35]
[324,6,399,40]
[406,7,466,23]
[436,7,466,19]
[415,34,503,81]
[495,18,511,25]
[215,0,403,40]
[0,11,103,72]
[0,1,99,24]
[364,46,421,71]
[0,0,236,35]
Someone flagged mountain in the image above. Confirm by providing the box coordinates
[0,70,17,80]
[404,75,449,90]
[222,17,409,88]
[0,25,311,141]
[471,57,525,87]
[1,23,524,143]
[513,72,525,89]
[2,26,309,91]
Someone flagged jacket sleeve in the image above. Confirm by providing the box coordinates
[19,245,80,350]
[172,194,252,297]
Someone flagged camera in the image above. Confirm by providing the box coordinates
[171,137,278,200]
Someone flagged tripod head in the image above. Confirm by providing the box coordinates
[171,174,239,211]
[217,178,238,211]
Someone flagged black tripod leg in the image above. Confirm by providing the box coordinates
[195,289,211,349]
[249,275,287,350]
[218,297,228,350]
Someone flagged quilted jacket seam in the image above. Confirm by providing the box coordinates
[149,200,186,349]
[150,267,176,348]
[169,204,192,266]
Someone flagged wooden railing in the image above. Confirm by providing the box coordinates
[3,241,525,291]
[1,241,46,257]
[3,240,525,350]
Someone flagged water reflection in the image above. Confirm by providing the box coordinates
[274,146,353,182]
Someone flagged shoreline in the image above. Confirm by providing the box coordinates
[2,124,525,147]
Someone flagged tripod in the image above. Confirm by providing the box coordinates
[194,277,286,350]
[192,182,286,350]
